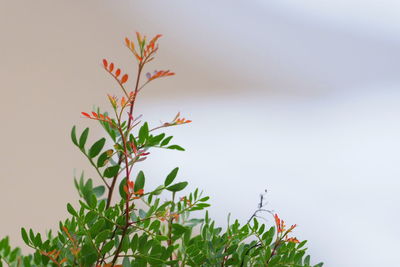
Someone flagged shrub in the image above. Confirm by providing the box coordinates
[0,32,323,267]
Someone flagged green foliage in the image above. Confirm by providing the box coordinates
[0,33,323,267]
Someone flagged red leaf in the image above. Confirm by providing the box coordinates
[91,112,98,118]
[121,74,128,84]
[115,68,121,77]
[109,63,114,72]
[102,59,108,68]
[81,112,91,118]
[125,37,130,47]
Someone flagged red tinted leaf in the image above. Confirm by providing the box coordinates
[102,59,108,68]
[109,63,114,72]
[121,74,128,84]
[125,37,130,47]
[123,185,129,194]
[115,68,121,77]
[81,112,91,118]
[91,112,98,118]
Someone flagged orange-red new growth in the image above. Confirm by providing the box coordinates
[102,59,129,86]
[163,112,192,127]
[274,213,286,233]
[107,94,117,109]
[180,196,192,206]
[287,224,297,233]
[82,112,91,118]
[121,74,128,84]
[175,118,192,124]
[125,37,142,62]
[274,213,300,244]
[136,32,143,45]
[40,249,67,267]
[285,236,300,243]
[123,180,144,200]
[157,212,179,222]
[146,70,175,82]
[62,226,80,256]
[126,33,162,63]
[81,112,114,127]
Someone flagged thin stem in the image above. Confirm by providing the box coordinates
[126,64,143,130]
[110,110,135,266]
[104,68,130,98]
[106,63,143,209]
[110,225,128,265]
[167,192,176,264]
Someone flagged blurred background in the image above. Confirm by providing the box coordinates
[1,0,400,266]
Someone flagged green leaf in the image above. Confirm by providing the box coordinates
[172,224,187,236]
[67,203,78,217]
[71,126,78,146]
[304,255,310,265]
[121,235,130,253]
[166,144,185,151]
[199,196,209,202]
[21,228,30,245]
[160,136,173,146]
[9,248,20,262]
[149,133,165,145]
[151,185,164,195]
[103,165,120,178]
[164,167,179,186]
[138,122,149,144]
[149,220,161,232]
[29,229,35,244]
[97,200,105,213]
[139,209,147,219]
[119,177,127,199]
[167,181,188,192]
[258,224,265,235]
[95,230,111,245]
[81,244,98,266]
[34,233,42,247]
[196,203,210,208]
[93,185,105,197]
[97,150,112,167]
[84,211,97,224]
[90,219,105,236]
[122,257,131,267]
[130,234,139,252]
[88,138,106,158]
[79,128,89,149]
[134,171,145,192]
